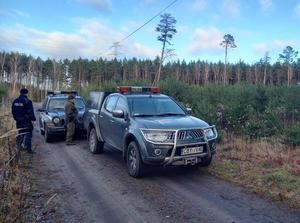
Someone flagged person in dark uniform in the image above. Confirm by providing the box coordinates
[65,94,78,145]
[12,88,36,153]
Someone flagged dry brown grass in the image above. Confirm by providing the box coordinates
[0,103,32,222]
[209,131,300,209]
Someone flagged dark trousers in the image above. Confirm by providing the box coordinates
[16,122,33,152]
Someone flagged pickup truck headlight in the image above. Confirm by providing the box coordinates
[141,129,175,143]
[204,128,215,139]
[52,117,60,124]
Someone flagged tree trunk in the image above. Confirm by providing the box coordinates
[52,60,57,90]
[263,64,267,85]
[224,44,228,85]
[237,64,241,84]
[0,52,6,82]
[204,63,209,85]
[154,41,166,85]
[11,53,19,96]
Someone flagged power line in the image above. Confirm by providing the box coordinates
[104,0,178,58]
[119,0,178,43]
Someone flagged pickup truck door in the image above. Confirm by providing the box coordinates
[99,95,119,147]
[110,97,129,150]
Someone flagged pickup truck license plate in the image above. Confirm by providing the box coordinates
[181,146,203,155]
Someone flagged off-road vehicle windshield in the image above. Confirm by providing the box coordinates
[128,97,186,117]
[48,98,85,110]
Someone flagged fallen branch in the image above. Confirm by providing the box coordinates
[45,193,57,206]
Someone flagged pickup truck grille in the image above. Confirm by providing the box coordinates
[177,129,204,141]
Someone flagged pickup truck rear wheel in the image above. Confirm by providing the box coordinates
[88,127,104,154]
[126,141,144,178]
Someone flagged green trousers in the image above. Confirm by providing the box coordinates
[66,121,75,143]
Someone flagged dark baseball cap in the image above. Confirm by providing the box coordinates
[68,94,75,100]
[20,88,28,94]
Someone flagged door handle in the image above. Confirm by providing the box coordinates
[110,120,114,123]
[100,115,103,118]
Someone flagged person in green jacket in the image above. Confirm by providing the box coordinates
[64,94,78,145]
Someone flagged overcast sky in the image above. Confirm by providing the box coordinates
[0,0,299,63]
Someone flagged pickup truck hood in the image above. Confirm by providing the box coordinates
[135,115,209,130]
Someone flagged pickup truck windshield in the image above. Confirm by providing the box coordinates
[48,98,85,110]
[129,97,186,117]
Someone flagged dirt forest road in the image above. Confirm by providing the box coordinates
[30,121,300,223]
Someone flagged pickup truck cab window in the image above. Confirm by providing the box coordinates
[105,95,118,113]
[115,97,128,112]
[87,92,100,109]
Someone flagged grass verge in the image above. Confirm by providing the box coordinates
[209,132,300,209]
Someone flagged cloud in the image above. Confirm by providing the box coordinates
[0,26,87,59]
[221,0,240,17]
[188,27,223,54]
[295,3,300,18]
[191,0,209,11]
[130,43,158,58]
[0,9,30,18]
[254,40,297,54]
[260,0,274,13]
[0,18,159,60]
[79,0,112,12]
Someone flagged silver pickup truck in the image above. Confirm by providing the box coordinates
[83,86,217,178]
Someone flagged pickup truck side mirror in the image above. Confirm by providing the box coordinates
[186,107,192,115]
[112,109,124,118]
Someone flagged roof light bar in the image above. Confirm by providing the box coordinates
[117,86,160,94]
[47,90,78,96]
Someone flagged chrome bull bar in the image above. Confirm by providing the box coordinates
[163,126,217,166]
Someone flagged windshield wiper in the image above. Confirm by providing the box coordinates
[156,113,185,116]
[52,107,64,110]
[133,114,156,117]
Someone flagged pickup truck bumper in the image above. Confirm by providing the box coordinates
[143,146,216,166]
[142,126,217,166]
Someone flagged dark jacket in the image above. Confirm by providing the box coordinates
[12,94,36,124]
[65,100,78,123]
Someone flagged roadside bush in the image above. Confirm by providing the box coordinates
[0,83,8,98]
[282,125,300,148]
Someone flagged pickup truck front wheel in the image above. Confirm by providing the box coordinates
[88,127,104,154]
[198,155,213,167]
[126,141,144,178]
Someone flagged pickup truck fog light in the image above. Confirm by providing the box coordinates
[154,149,162,156]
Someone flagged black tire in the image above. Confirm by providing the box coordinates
[88,127,104,154]
[39,119,45,135]
[126,141,144,178]
[44,125,52,143]
[198,155,213,167]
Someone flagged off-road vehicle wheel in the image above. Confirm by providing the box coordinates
[88,127,104,154]
[126,141,144,178]
[44,125,52,143]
